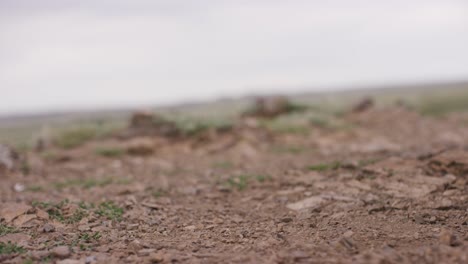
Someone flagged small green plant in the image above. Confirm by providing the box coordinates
[20,160,31,175]
[65,210,88,225]
[0,224,17,236]
[151,189,167,198]
[309,116,330,128]
[79,232,101,243]
[71,232,101,251]
[226,175,250,191]
[358,158,380,167]
[212,161,234,169]
[95,147,124,157]
[22,258,34,264]
[55,127,97,149]
[271,145,305,154]
[255,174,272,183]
[418,93,468,116]
[307,161,341,171]
[0,241,26,255]
[95,202,123,221]
[32,200,87,224]
[27,185,44,192]
[171,117,233,136]
[54,177,115,190]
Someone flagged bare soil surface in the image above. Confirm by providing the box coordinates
[1,106,468,263]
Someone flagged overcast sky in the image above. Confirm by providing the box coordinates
[1,0,467,115]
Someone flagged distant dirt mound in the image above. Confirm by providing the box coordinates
[243,96,301,118]
[124,111,180,138]
[351,97,375,113]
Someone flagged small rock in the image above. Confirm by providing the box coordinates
[336,236,359,254]
[128,239,143,252]
[42,223,55,233]
[13,183,25,192]
[279,217,293,223]
[183,225,196,231]
[137,248,155,257]
[286,196,326,211]
[149,251,167,263]
[439,228,461,247]
[78,225,91,231]
[52,246,71,258]
[85,256,97,264]
[343,230,354,238]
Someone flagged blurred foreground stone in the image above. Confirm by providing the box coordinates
[0,144,19,174]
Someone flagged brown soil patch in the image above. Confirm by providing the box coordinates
[1,106,468,263]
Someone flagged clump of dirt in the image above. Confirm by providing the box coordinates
[1,104,468,263]
[125,111,180,138]
[351,97,375,113]
[243,96,306,118]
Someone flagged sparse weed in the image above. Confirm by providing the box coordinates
[418,93,468,116]
[0,224,17,236]
[32,200,87,224]
[95,147,125,157]
[271,145,305,154]
[54,177,115,190]
[226,175,250,191]
[213,161,234,169]
[307,161,341,171]
[358,158,380,167]
[71,232,101,251]
[172,117,233,136]
[151,189,167,198]
[225,174,270,190]
[309,116,330,128]
[0,241,26,255]
[54,127,97,149]
[255,174,272,183]
[27,185,44,192]
[95,201,124,221]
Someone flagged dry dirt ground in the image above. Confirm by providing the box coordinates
[1,106,468,263]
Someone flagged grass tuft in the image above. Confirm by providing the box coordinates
[307,161,341,171]
[95,201,124,221]
[0,241,26,255]
[95,147,125,157]
[0,224,17,236]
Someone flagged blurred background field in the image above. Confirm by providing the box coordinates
[1,81,467,149]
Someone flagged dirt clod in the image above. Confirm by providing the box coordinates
[52,246,72,258]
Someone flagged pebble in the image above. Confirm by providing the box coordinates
[439,228,461,247]
[42,223,55,233]
[13,183,25,192]
[52,246,71,258]
[85,256,97,264]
